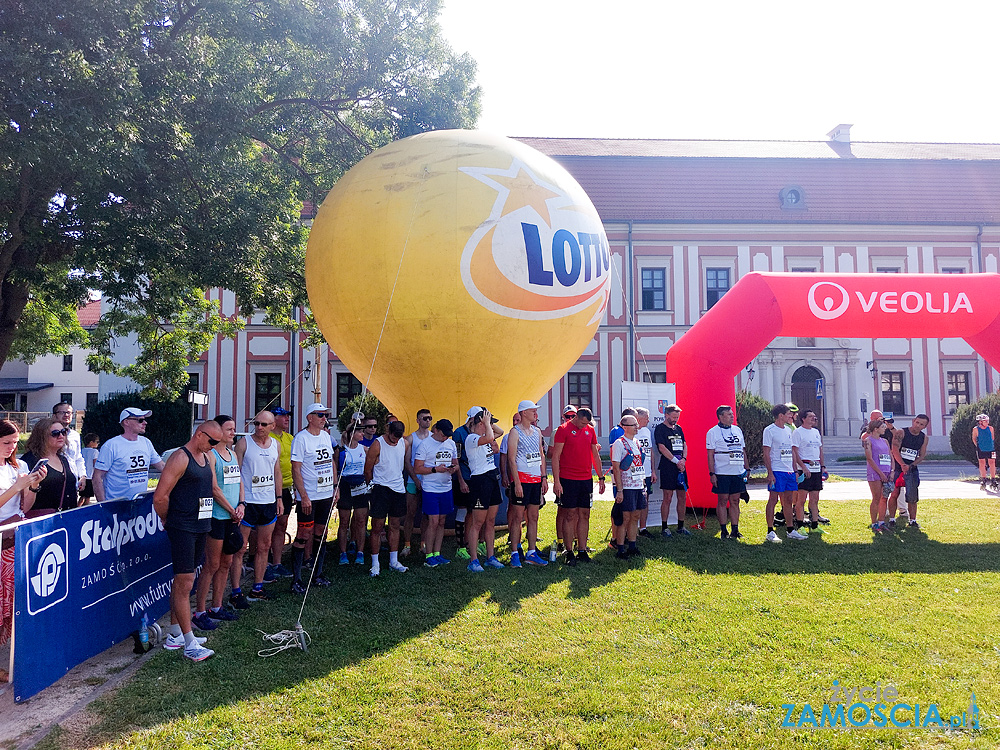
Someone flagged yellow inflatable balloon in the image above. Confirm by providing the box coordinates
[306,130,610,427]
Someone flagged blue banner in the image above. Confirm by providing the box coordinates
[13,492,172,702]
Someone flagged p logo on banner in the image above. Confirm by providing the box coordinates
[26,529,68,615]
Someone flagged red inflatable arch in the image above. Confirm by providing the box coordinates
[665,273,1000,508]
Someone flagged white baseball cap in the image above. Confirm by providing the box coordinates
[120,407,152,423]
[303,402,330,419]
[467,407,481,419]
[517,400,539,412]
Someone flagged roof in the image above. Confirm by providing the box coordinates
[516,138,1000,223]
[516,137,1000,161]
[77,299,101,327]
[0,378,54,392]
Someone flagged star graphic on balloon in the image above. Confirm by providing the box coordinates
[459,160,563,227]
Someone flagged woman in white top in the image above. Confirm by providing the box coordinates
[0,419,47,665]
[337,423,370,565]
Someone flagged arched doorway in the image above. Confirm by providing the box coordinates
[790,365,825,434]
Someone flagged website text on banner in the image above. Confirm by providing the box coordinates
[13,492,172,702]
[665,272,1000,508]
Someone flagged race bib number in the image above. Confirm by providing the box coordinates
[222,463,241,485]
[126,453,149,490]
[252,473,275,491]
[629,463,645,482]
[779,448,793,460]
[198,497,213,520]
[728,450,744,465]
[878,453,891,467]
[315,458,334,489]
[804,459,820,468]
[900,447,918,463]
[670,437,684,453]
[526,451,542,471]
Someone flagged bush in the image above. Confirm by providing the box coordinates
[82,391,193,454]
[337,393,389,434]
[735,390,773,468]
[950,393,1000,465]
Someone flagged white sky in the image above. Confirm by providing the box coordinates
[437,0,1000,143]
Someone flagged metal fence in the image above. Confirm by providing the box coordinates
[0,411,85,432]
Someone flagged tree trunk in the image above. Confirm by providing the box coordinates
[0,277,31,369]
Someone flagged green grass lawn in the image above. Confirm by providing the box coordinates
[40,497,1000,749]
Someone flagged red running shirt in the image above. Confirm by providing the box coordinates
[553,422,598,480]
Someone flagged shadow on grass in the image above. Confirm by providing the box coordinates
[76,542,637,745]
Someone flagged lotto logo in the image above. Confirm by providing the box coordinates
[27,529,69,615]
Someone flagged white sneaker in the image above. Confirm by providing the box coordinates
[389,561,409,573]
[164,634,207,650]
[183,645,215,662]
[765,530,782,543]
[370,563,380,577]
[787,529,809,540]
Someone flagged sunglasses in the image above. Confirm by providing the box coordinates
[363,424,377,430]
[621,422,638,428]
[420,415,433,421]
[253,421,274,427]
[198,432,221,446]
[50,428,70,437]
[310,413,330,419]
[127,417,148,423]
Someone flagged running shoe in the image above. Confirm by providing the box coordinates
[908,519,921,529]
[436,556,451,565]
[485,556,505,569]
[817,516,831,525]
[401,545,411,557]
[662,527,673,537]
[607,540,617,550]
[510,552,522,568]
[524,550,548,566]
[314,575,332,587]
[563,551,577,567]
[272,564,293,578]
[576,550,592,563]
[207,607,238,622]
[676,527,692,536]
[992,480,999,492]
[339,552,350,566]
[247,587,271,602]
[191,612,219,631]
[290,580,307,594]
[774,511,785,523]
[638,529,654,538]
[262,565,277,582]
[615,549,628,560]
[467,560,485,573]
[625,547,641,558]
[164,634,207,650]
[389,560,409,573]
[787,529,809,540]
[425,557,441,568]
[183,645,215,662]
[720,530,730,540]
[228,592,250,610]
[980,480,987,491]
[765,530,781,543]
[455,547,471,560]
[354,553,366,565]
[556,541,565,554]
[730,531,744,540]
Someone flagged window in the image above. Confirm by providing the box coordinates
[942,267,965,274]
[337,373,363,415]
[876,267,901,274]
[946,372,971,414]
[881,372,906,415]
[254,373,282,415]
[187,373,200,393]
[59,393,73,406]
[567,373,593,410]
[86,393,98,411]
[641,268,666,311]
[62,355,73,372]
[796,337,816,347]
[706,268,730,309]
[642,372,667,383]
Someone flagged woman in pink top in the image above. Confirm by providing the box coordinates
[862,415,893,532]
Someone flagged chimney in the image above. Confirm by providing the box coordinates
[826,124,853,143]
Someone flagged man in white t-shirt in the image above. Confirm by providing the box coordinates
[412,419,460,568]
[791,409,826,531]
[611,415,647,558]
[93,408,165,502]
[290,403,338,593]
[762,404,808,542]
[634,407,656,537]
[52,403,86,494]
[705,405,748,540]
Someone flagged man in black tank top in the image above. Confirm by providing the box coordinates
[890,414,929,529]
[153,421,223,662]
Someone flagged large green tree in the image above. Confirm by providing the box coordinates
[1,0,479,395]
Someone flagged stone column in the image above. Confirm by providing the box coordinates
[771,352,784,405]
[758,351,773,403]
[833,350,850,436]
[846,355,860,435]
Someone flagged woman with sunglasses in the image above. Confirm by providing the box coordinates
[21,417,79,513]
